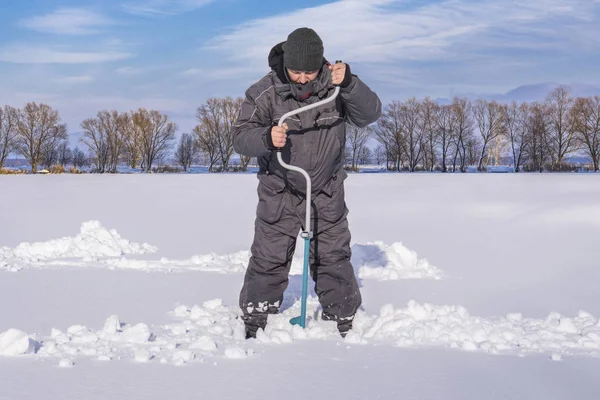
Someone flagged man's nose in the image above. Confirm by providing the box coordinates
[299,74,308,83]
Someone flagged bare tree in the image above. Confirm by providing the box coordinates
[104,111,127,172]
[473,99,505,171]
[420,98,439,171]
[545,87,576,168]
[57,141,73,166]
[375,101,404,171]
[450,97,474,172]
[465,136,481,168]
[195,97,243,171]
[193,118,219,172]
[487,133,510,167]
[131,108,177,172]
[527,102,550,172]
[72,146,88,169]
[400,98,423,172]
[41,141,59,169]
[374,144,386,166]
[435,104,456,172]
[238,154,253,171]
[346,123,372,170]
[357,146,372,166]
[81,110,127,173]
[503,101,531,172]
[81,115,110,173]
[121,112,142,169]
[175,133,199,171]
[572,96,600,171]
[14,102,68,173]
[0,105,18,169]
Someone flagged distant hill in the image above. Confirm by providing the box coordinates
[434,82,600,104]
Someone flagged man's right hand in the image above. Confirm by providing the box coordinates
[271,123,288,148]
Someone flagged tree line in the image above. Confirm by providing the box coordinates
[1,86,599,173]
[371,87,600,172]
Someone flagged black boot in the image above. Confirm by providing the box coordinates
[243,314,268,339]
[337,319,353,338]
[322,313,354,338]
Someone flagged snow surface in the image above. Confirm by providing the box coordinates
[1,173,600,399]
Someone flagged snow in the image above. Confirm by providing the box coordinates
[1,221,436,280]
[0,329,37,356]
[0,220,157,272]
[1,173,600,399]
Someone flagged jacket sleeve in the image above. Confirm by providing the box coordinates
[340,73,382,128]
[232,83,275,158]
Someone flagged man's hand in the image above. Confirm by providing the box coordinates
[328,62,347,86]
[271,123,288,148]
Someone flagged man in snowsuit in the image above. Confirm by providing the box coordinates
[232,27,382,339]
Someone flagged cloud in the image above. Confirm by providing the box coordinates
[0,46,132,64]
[179,68,204,76]
[202,0,600,92]
[56,76,95,84]
[121,0,216,16]
[19,8,114,35]
[115,66,159,75]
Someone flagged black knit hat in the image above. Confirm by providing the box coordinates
[282,27,324,72]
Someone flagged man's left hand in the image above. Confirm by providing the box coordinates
[329,62,347,86]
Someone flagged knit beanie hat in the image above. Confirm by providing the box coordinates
[282,27,324,72]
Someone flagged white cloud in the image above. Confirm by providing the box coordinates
[203,0,600,89]
[179,68,204,76]
[20,8,114,35]
[0,46,132,64]
[56,76,95,83]
[122,0,215,16]
[115,66,157,75]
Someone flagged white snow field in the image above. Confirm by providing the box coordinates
[1,173,599,399]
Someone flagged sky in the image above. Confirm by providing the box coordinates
[1,0,600,140]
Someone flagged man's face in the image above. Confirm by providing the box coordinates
[287,69,319,84]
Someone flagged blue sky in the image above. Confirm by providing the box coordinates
[1,0,600,137]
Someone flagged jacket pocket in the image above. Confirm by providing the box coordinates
[256,178,286,224]
[313,174,347,223]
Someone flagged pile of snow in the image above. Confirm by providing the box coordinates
[1,221,440,281]
[1,220,156,271]
[2,298,599,365]
[353,241,441,280]
[347,301,600,357]
[0,329,38,356]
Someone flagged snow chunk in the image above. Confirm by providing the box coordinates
[189,336,218,352]
[58,359,74,368]
[133,348,152,362]
[0,329,37,355]
[102,315,122,334]
[121,323,151,344]
[353,241,442,280]
[224,347,247,359]
[172,350,195,365]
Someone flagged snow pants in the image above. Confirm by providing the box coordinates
[239,175,362,338]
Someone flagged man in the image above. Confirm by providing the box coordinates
[232,27,382,339]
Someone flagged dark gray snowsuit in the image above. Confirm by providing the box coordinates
[232,42,382,338]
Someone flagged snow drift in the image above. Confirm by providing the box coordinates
[1,220,440,280]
